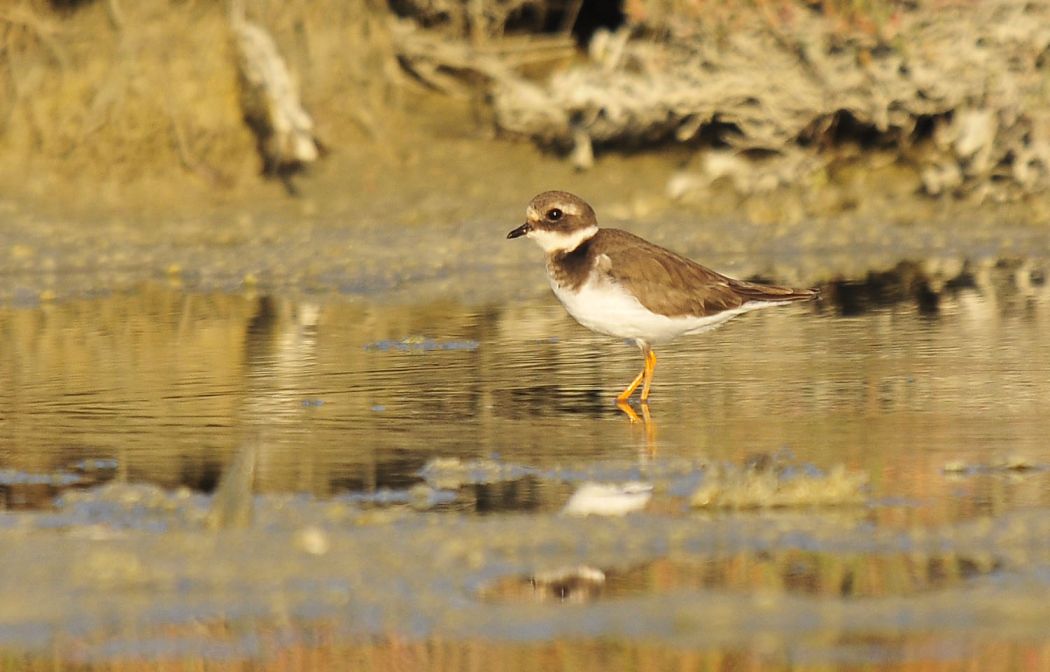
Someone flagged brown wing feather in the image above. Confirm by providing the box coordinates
[594,229,817,318]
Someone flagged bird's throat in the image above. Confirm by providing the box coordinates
[530,225,598,255]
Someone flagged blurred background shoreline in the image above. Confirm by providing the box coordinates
[2,0,1048,224]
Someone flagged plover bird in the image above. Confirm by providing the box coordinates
[507,191,818,402]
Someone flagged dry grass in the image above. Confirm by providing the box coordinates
[3,634,1050,671]
[0,0,399,189]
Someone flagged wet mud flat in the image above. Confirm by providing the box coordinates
[2,476,1049,667]
[2,157,1048,311]
[1,253,1049,669]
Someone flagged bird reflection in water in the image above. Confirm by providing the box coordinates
[616,399,657,454]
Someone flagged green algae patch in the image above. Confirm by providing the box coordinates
[420,457,541,490]
[423,453,870,513]
[943,454,1048,476]
[690,462,869,509]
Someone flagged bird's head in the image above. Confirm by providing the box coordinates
[507,191,599,254]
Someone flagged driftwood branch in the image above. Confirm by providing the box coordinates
[393,19,574,96]
[230,4,321,181]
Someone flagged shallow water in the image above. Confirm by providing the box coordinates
[3,261,1048,512]
[1,258,1049,668]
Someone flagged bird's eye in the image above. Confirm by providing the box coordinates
[546,208,563,221]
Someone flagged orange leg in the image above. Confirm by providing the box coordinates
[640,348,657,401]
[616,344,657,402]
[616,368,646,402]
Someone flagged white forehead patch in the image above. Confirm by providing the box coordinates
[559,201,582,215]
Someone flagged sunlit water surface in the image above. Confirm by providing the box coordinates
[1,260,1049,669]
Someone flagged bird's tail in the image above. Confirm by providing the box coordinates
[729,278,820,303]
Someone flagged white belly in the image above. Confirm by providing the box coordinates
[550,276,781,346]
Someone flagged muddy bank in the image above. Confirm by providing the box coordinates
[2,88,1049,309]
[9,7,1045,311]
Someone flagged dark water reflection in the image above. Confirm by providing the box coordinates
[1,258,1049,523]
